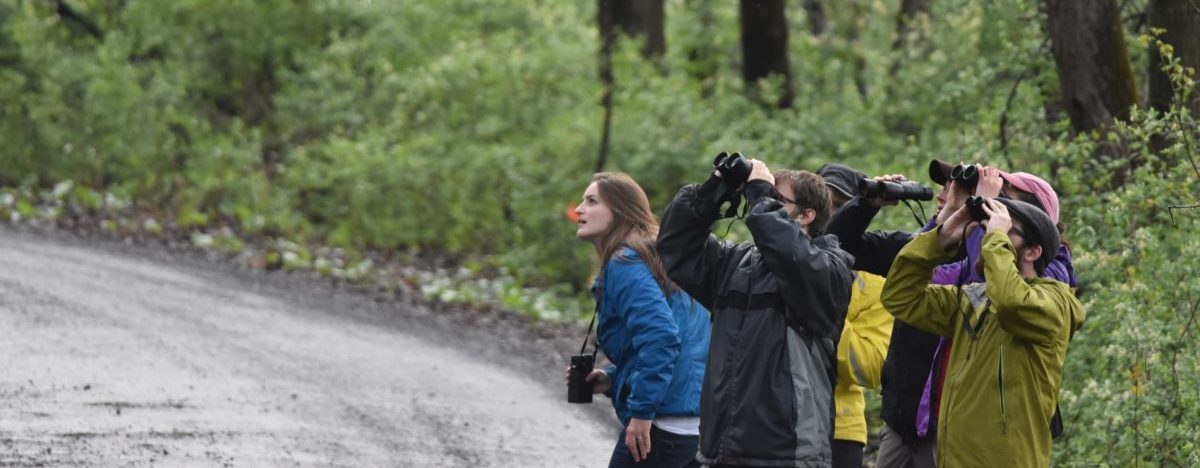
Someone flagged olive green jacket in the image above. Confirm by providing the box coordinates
[882,230,1085,467]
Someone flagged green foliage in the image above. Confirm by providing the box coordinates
[1043,35,1200,466]
[1,1,1199,463]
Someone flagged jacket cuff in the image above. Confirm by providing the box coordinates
[848,196,883,219]
[629,409,657,420]
[910,229,958,266]
[697,172,723,196]
[603,365,616,398]
[745,179,775,205]
[694,173,725,214]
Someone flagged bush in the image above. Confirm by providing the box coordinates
[1,1,1198,462]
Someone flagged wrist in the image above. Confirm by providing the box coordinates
[744,179,775,202]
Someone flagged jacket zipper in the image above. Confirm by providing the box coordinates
[998,344,1008,433]
[721,265,753,457]
[940,291,977,463]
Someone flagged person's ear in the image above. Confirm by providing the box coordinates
[799,207,817,227]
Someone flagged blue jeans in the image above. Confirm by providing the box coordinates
[608,425,701,468]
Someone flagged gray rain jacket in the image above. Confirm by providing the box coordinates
[657,177,854,467]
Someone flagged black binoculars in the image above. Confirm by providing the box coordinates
[859,179,934,202]
[713,152,753,189]
[951,164,980,191]
[965,196,989,222]
[567,354,595,404]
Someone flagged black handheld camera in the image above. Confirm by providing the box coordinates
[859,179,934,202]
[567,354,595,404]
[951,164,980,191]
[713,152,753,189]
[965,196,989,222]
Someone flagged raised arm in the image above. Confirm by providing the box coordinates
[880,230,963,337]
[744,180,853,337]
[826,195,916,276]
[980,231,1070,344]
[656,175,740,310]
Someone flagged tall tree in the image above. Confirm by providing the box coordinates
[1147,0,1200,116]
[882,0,932,134]
[598,0,666,59]
[1045,0,1139,183]
[802,0,828,37]
[887,0,932,78]
[1045,0,1138,135]
[740,0,794,108]
[594,0,666,172]
[686,0,719,97]
[845,0,870,100]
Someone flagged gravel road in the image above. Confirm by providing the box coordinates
[0,228,617,467]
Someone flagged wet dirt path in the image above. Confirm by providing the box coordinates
[0,230,614,467]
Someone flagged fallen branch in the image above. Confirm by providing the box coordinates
[1167,203,1200,224]
[998,36,1051,166]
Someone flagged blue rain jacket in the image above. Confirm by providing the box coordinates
[595,248,709,425]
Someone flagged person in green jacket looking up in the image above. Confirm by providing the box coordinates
[881,197,1085,467]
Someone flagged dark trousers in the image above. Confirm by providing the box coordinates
[832,439,865,468]
[608,425,701,468]
[876,425,936,468]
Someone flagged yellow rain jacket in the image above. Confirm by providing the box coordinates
[881,230,1085,467]
[834,271,893,444]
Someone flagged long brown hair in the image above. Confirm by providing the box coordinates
[589,172,676,296]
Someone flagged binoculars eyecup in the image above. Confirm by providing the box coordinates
[965,196,989,222]
[951,164,980,191]
[712,152,752,189]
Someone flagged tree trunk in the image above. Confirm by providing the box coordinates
[846,0,870,100]
[802,0,828,37]
[594,0,665,172]
[887,0,932,77]
[1045,0,1139,183]
[53,0,104,40]
[687,0,719,97]
[1046,0,1139,134]
[1147,0,1200,116]
[740,0,794,109]
[598,0,666,59]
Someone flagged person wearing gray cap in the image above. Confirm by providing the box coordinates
[816,163,866,209]
[880,197,1086,467]
[817,163,895,468]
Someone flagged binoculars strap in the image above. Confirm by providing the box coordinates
[578,268,606,358]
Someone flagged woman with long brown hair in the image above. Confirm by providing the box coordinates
[572,172,709,468]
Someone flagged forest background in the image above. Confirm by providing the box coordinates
[1,0,1198,465]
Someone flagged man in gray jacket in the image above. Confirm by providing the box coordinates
[657,159,854,467]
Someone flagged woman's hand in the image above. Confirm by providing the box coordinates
[586,369,611,394]
[937,180,971,224]
[937,203,980,251]
[981,198,1012,234]
[975,166,1004,198]
[561,368,612,395]
[625,418,653,462]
